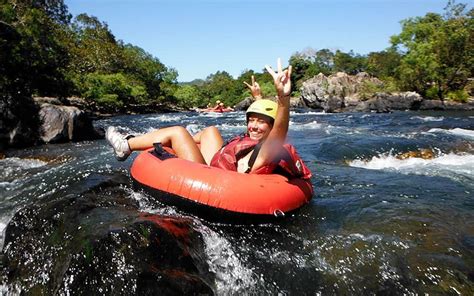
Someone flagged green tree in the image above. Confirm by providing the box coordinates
[366,50,402,79]
[314,49,335,75]
[201,71,238,107]
[78,72,147,110]
[391,1,473,99]
[174,85,202,108]
[289,53,313,91]
[68,14,123,75]
[333,50,367,74]
[1,0,71,96]
[122,44,178,104]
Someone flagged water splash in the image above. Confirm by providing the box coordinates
[428,128,474,139]
[349,152,474,185]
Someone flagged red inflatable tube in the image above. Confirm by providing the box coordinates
[130,148,313,222]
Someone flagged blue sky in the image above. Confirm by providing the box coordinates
[66,0,450,82]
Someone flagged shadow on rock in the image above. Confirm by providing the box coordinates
[0,173,215,295]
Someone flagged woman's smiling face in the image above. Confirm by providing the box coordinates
[247,113,273,141]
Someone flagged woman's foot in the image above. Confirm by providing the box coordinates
[106,126,132,161]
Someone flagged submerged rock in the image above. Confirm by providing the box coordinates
[396,149,436,160]
[0,173,215,295]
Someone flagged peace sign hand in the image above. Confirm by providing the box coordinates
[265,58,292,99]
[243,75,262,99]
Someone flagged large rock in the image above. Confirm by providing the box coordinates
[290,97,307,108]
[300,72,384,112]
[233,97,254,111]
[353,92,423,113]
[38,102,103,143]
[419,98,474,111]
[0,173,215,295]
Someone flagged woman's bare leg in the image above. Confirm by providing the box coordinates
[128,126,206,164]
[193,126,224,164]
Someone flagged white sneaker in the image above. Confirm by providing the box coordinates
[106,126,131,161]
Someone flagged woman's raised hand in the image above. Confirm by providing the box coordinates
[265,58,292,99]
[243,75,262,99]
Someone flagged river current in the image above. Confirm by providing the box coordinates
[1,110,473,294]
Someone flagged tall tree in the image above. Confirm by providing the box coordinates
[333,50,367,75]
[314,49,335,75]
[391,1,473,98]
[122,44,178,103]
[202,71,238,106]
[366,50,402,79]
[68,14,123,75]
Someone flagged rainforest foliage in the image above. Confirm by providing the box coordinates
[1,0,472,118]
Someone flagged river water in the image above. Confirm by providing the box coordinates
[1,110,473,294]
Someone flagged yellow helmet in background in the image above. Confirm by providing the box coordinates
[246,99,278,123]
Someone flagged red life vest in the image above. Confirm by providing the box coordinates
[210,135,312,179]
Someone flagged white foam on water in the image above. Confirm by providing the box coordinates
[349,152,474,180]
[0,157,49,183]
[0,157,47,169]
[215,123,246,132]
[108,125,143,137]
[290,111,328,116]
[197,112,227,118]
[290,120,322,130]
[147,113,184,122]
[185,123,206,134]
[410,115,444,122]
[0,219,8,247]
[428,128,474,139]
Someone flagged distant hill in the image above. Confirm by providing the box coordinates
[179,79,206,86]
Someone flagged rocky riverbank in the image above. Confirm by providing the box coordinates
[0,96,184,150]
[299,72,474,113]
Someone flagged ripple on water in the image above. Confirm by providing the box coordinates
[410,115,445,122]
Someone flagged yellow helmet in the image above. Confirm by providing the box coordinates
[246,99,278,123]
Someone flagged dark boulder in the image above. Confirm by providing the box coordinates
[0,173,215,295]
[234,97,254,111]
[354,92,423,113]
[38,101,103,143]
[419,99,474,111]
